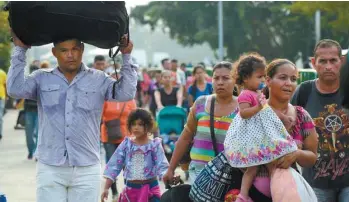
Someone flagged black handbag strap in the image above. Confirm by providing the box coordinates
[209,95,218,157]
[110,16,130,99]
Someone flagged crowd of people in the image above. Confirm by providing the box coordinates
[1,29,349,202]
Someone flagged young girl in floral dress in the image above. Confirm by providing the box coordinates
[101,108,169,202]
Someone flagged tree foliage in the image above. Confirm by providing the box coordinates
[291,2,349,34]
[131,2,348,63]
[290,2,349,46]
[0,1,11,72]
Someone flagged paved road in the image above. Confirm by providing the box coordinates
[0,109,187,202]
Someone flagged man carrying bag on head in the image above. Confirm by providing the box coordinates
[7,31,137,202]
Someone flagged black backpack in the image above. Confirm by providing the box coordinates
[4,1,128,49]
[295,80,314,108]
[340,56,349,110]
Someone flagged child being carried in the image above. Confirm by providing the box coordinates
[224,53,298,202]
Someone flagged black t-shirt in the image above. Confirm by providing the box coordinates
[159,87,179,107]
[291,80,349,189]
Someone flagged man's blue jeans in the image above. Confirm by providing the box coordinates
[314,187,349,202]
[0,99,5,136]
[25,111,38,156]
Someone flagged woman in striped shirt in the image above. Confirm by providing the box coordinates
[163,61,239,184]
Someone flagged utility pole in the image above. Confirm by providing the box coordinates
[315,10,321,44]
[218,1,224,61]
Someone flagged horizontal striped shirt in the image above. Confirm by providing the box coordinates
[190,95,238,171]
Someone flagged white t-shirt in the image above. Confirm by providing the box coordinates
[176,69,186,86]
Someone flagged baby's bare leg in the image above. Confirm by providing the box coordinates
[240,166,258,198]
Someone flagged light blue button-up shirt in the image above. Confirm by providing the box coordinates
[7,46,138,166]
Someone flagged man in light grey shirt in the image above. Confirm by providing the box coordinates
[7,32,137,202]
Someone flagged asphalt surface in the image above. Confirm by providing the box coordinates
[0,109,188,202]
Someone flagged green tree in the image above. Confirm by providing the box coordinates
[290,2,349,48]
[291,2,349,34]
[131,2,349,63]
[0,1,11,72]
[131,1,315,62]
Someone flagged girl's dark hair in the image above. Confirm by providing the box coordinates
[340,54,349,110]
[263,59,297,98]
[191,65,206,97]
[234,53,266,85]
[127,108,154,133]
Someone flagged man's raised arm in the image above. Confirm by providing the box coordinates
[7,31,38,100]
[105,39,138,102]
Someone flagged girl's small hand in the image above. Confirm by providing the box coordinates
[257,93,267,106]
[288,116,296,127]
[100,189,109,202]
[277,150,299,169]
[281,115,296,130]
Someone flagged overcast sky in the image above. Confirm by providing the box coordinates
[126,1,152,12]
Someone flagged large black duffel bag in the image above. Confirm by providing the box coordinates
[4,1,128,49]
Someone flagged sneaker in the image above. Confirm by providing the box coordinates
[27,153,33,160]
[14,125,24,130]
